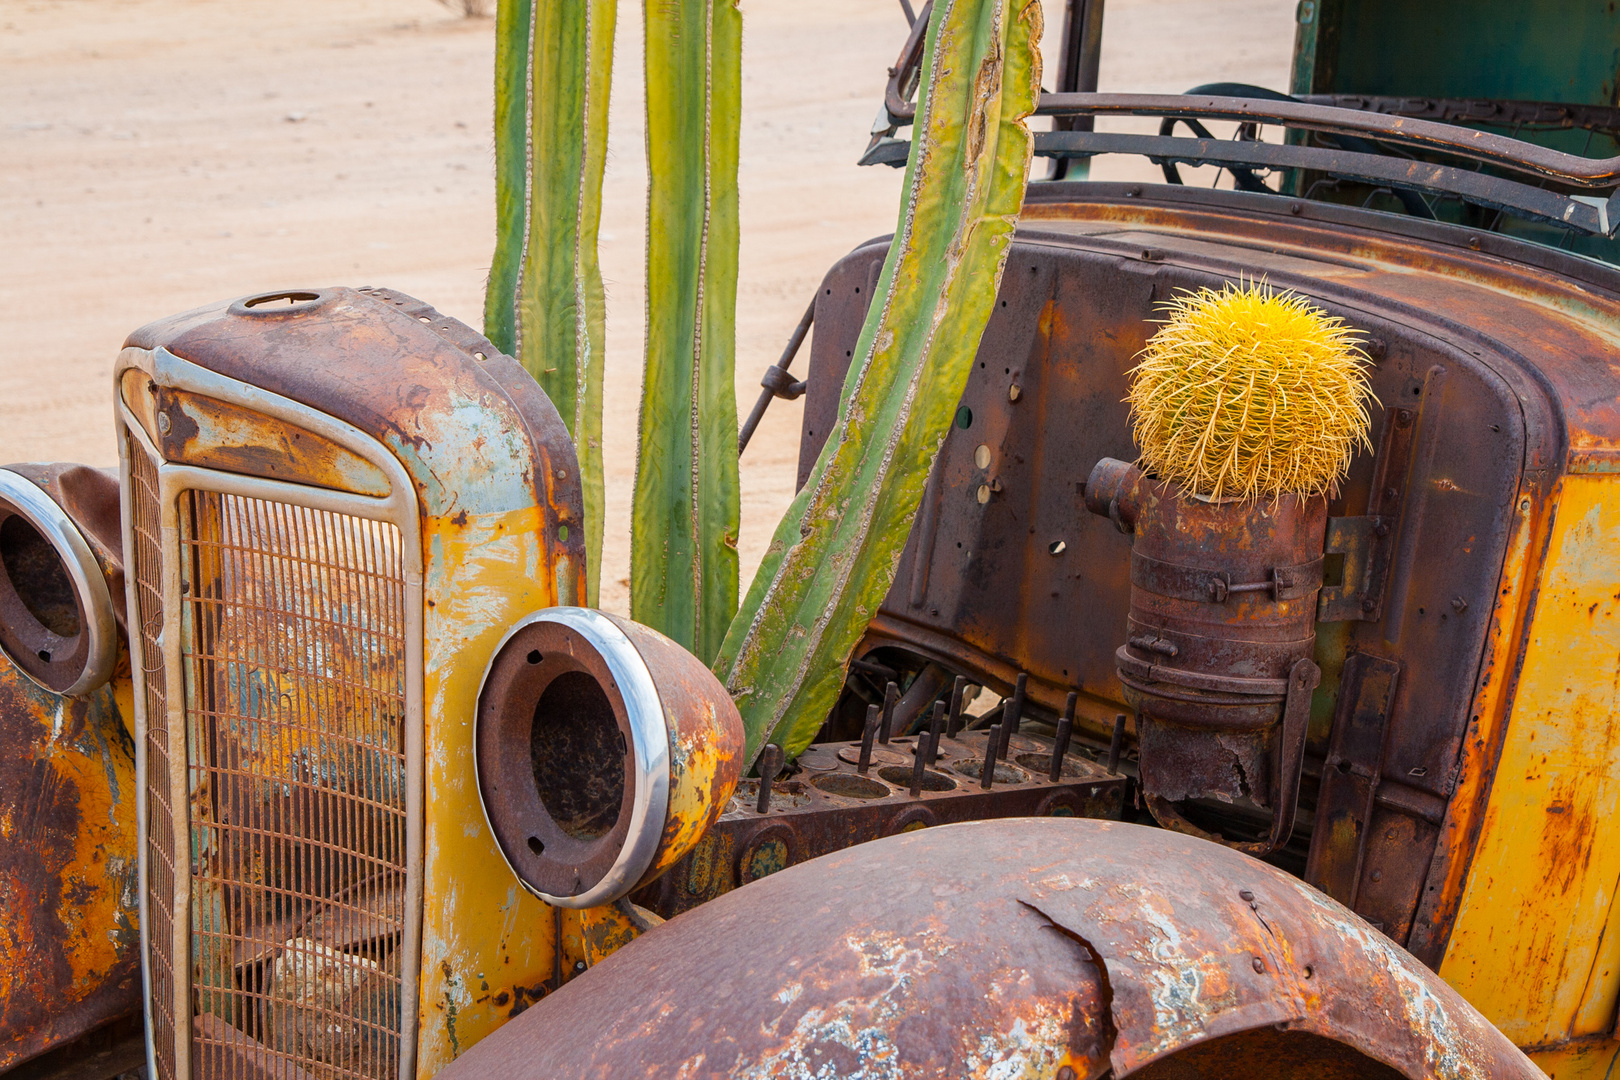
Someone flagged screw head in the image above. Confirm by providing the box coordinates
[1252,957,1266,973]
[1361,599,1376,613]
[1239,889,1255,902]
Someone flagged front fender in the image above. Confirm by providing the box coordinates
[437,818,1538,1079]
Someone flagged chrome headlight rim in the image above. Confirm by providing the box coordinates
[0,467,118,696]
[474,606,670,910]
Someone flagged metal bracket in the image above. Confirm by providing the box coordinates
[760,364,806,401]
[1132,550,1325,604]
[1304,654,1402,906]
[1317,515,1394,622]
[1143,656,1320,857]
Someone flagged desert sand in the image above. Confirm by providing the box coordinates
[1,0,1294,615]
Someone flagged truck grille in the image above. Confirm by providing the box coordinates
[130,438,179,1080]
[134,434,410,1080]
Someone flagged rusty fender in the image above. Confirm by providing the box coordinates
[0,464,139,1071]
[436,818,1539,1079]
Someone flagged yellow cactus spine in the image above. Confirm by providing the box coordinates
[1126,280,1375,502]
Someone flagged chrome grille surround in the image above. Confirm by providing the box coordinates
[120,347,425,1080]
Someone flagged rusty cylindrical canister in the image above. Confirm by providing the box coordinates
[1086,458,1326,833]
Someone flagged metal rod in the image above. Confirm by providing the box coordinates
[1034,92,1620,189]
[1048,0,1106,180]
[1107,713,1127,774]
[1050,692,1077,782]
[946,675,966,737]
[879,681,899,745]
[1009,672,1027,736]
[898,0,917,25]
[756,744,784,814]
[998,697,1016,757]
[858,704,880,775]
[926,701,945,767]
[738,297,815,454]
[910,732,930,796]
[981,725,1001,789]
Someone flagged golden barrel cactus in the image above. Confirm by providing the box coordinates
[1127,280,1375,502]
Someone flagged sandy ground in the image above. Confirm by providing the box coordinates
[1,0,1295,615]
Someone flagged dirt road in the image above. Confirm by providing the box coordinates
[1,0,1293,614]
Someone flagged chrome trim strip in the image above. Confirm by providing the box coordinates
[118,412,158,1080]
[0,468,119,695]
[474,607,670,910]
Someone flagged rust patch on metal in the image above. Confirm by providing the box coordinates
[119,373,392,497]
[436,819,1538,1079]
[0,650,140,1070]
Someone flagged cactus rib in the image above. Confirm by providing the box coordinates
[716,0,1043,763]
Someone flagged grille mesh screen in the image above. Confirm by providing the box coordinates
[181,491,408,1080]
[131,437,179,1080]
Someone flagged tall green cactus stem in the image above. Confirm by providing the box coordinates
[715,0,1043,762]
[631,0,742,663]
[486,0,615,605]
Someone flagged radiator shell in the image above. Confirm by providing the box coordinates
[119,287,586,1080]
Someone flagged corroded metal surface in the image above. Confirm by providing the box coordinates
[120,373,392,498]
[475,609,744,906]
[634,725,1127,919]
[122,285,592,1077]
[798,183,1553,956]
[1084,458,1327,853]
[0,649,140,1071]
[438,818,1540,1079]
